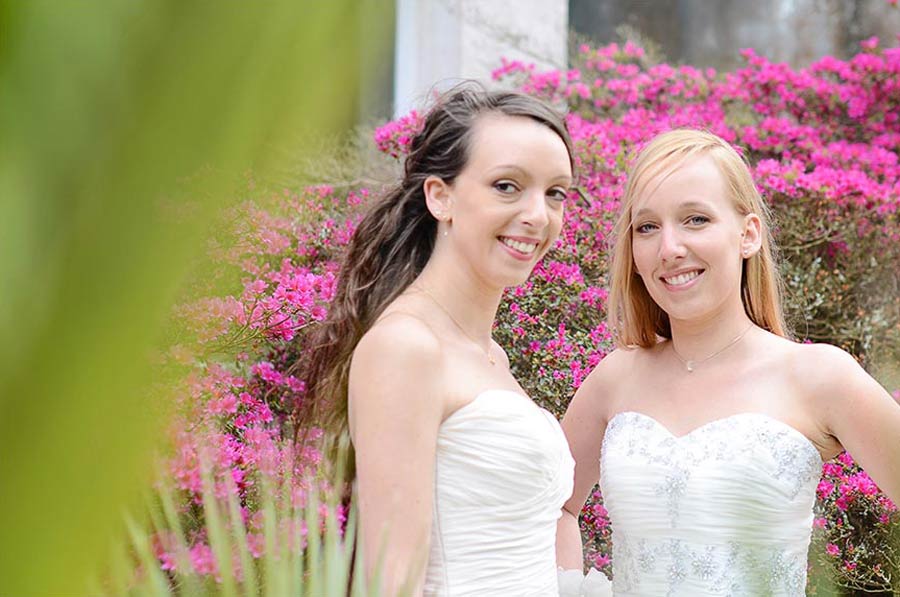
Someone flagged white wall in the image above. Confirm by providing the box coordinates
[394,0,568,116]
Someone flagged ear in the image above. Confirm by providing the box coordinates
[740,213,762,259]
[423,175,452,223]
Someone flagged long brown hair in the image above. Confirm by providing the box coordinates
[607,128,787,348]
[296,85,573,470]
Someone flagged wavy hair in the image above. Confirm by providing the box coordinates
[296,85,573,470]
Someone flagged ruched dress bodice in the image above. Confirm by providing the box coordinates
[424,390,575,596]
[601,411,823,596]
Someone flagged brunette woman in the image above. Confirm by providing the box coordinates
[301,87,578,596]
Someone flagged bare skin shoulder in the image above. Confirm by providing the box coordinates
[787,341,900,503]
[349,309,447,433]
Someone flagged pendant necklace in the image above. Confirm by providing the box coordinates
[415,284,496,366]
[671,322,754,373]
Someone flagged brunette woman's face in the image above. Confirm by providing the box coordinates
[630,155,756,324]
[442,113,572,289]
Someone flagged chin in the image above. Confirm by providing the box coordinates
[664,302,718,323]
[498,275,530,290]
[494,267,535,290]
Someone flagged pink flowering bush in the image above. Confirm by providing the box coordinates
[154,37,900,592]
[151,185,357,583]
[811,452,899,592]
[487,39,900,590]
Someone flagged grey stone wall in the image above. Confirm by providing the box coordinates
[570,0,900,70]
[393,0,568,116]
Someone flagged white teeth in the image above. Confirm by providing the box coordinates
[501,237,538,254]
[663,271,700,286]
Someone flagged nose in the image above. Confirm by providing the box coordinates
[658,225,686,261]
[520,190,550,229]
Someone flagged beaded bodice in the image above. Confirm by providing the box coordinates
[601,411,822,596]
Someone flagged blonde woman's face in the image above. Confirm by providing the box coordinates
[629,155,751,324]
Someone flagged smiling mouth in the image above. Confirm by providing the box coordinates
[499,236,539,255]
[661,269,703,286]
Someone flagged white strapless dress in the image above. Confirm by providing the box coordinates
[601,411,823,596]
[423,389,575,596]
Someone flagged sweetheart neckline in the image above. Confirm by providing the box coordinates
[609,410,824,465]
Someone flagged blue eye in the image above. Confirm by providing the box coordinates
[686,215,710,225]
[635,222,657,234]
[494,181,519,194]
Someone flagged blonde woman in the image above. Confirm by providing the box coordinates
[557,129,900,595]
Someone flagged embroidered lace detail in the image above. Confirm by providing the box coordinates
[612,534,808,596]
[601,412,822,596]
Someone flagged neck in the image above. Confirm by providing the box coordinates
[414,259,503,343]
[668,303,755,362]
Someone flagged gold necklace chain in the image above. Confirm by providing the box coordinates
[414,284,496,366]
[671,322,754,373]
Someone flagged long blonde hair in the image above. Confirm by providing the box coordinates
[607,129,787,347]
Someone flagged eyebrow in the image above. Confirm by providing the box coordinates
[633,200,715,219]
[490,164,528,175]
[488,164,573,185]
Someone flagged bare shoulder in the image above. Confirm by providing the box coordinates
[353,311,443,370]
[348,311,446,433]
[569,347,639,420]
[786,341,867,398]
[787,340,900,495]
[582,347,638,390]
[781,339,893,435]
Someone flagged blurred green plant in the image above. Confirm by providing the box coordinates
[0,1,389,594]
[104,443,384,596]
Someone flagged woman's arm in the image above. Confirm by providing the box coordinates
[556,352,619,570]
[349,316,445,596]
[806,344,900,505]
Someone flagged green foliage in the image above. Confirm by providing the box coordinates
[0,1,390,594]
[105,466,376,596]
[775,194,900,367]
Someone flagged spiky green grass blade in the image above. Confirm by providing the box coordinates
[108,537,135,596]
[157,478,204,596]
[199,460,236,597]
[126,513,172,596]
[259,470,286,596]
[303,485,322,597]
[222,472,258,597]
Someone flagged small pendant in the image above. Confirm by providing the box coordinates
[685,361,694,372]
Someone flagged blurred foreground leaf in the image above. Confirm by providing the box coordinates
[0,1,388,593]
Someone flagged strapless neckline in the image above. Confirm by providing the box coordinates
[426,387,574,596]
[608,410,823,465]
[443,388,535,424]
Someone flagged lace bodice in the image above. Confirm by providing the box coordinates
[601,411,823,596]
[424,390,575,596]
